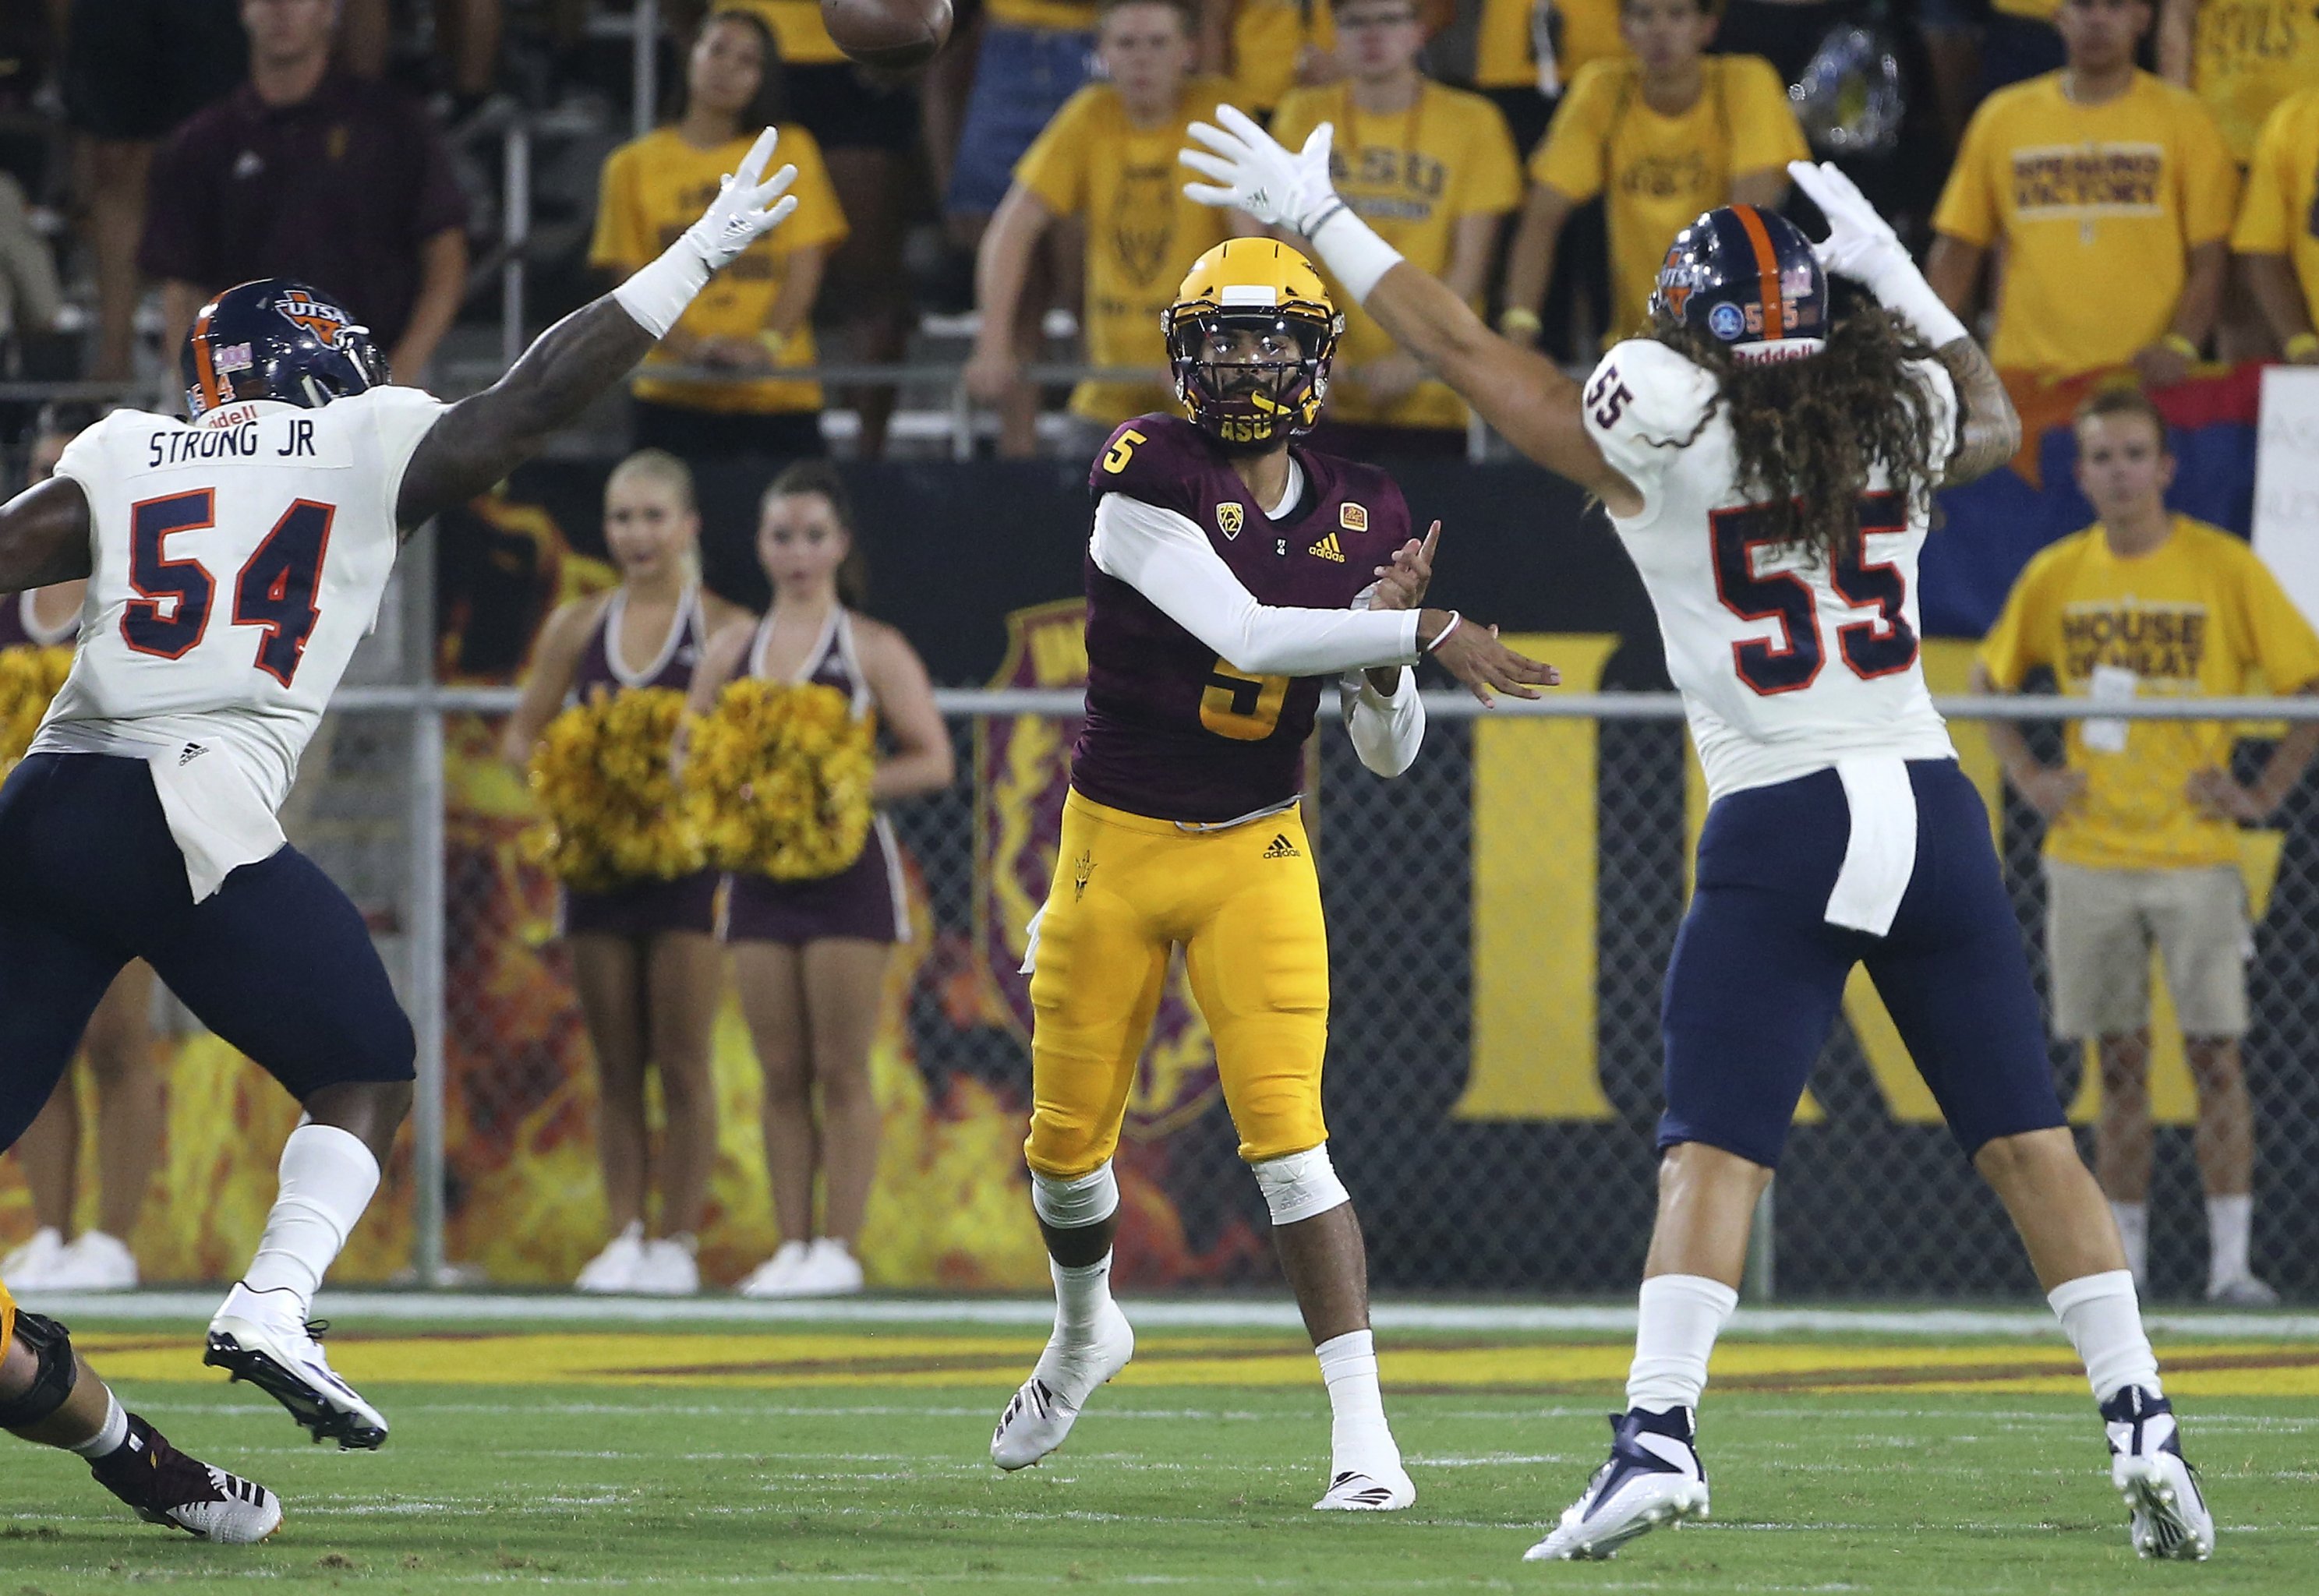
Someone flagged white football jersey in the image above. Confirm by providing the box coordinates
[1582,338,1960,803]
[35,386,447,813]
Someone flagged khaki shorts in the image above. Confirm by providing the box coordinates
[2045,861,2250,1041]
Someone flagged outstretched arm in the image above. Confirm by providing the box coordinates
[1935,334,2020,487]
[398,128,801,528]
[0,478,93,595]
[1184,108,1635,507]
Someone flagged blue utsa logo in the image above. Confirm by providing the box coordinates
[1709,302,1747,341]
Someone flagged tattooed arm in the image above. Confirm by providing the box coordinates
[1935,334,2020,488]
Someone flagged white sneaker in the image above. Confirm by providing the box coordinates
[1315,1460,1416,1511]
[1525,1407,1710,1562]
[2205,1274,2280,1308]
[47,1231,140,1291]
[204,1282,388,1449]
[2104,1386,2214,1562]
[574,1223,646,1293]
[2,1226,65,1284]
[90,1412,283,1543]
[629,1238,700,1296]
[794,1238,865,1297]
[737,1240,813,1298]
[992,1301,1135,1471]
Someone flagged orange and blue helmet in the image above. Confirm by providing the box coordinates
[1165,238,1342,450]
[1648,206,1828,364]
[182,279,388,419]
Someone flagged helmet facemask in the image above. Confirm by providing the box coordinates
[1167,303,1338,453]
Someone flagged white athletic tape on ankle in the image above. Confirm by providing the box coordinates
[1252,1143,1349,1226]
[1032,1162,1119,1230]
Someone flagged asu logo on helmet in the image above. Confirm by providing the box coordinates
[182,279,390,419]
[1163,238,1343,451]
[1649,206,1829,365]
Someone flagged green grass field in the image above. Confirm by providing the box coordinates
[2,1308,2314,1594]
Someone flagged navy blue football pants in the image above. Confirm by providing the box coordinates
[1660,759,2067,1168]
[0,752,414,1153]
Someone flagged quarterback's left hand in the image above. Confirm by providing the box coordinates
[1368,521,1438,612]
[1182,105,1341,237]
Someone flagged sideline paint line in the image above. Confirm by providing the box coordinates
[16,1291,2319,1340]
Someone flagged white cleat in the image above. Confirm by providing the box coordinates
[1314,1462,1416,1511]
[991,1301,1134,1471]
[205,1283,388,1449]
[627,1238,701,1296]
[2104,1387,2214,1562]
[1525,1407,1710,1562]
[90,1414,284,1543]
[737,1239,813,1298]
[574,1223,647,1293]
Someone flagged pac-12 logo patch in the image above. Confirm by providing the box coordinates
[1216,501,1244,538]
[1709,302,1747,341]
[1340,503,1367,531]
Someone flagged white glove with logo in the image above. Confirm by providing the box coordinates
[616,126,801,338]
[1787,159,1967,348]
[1181,105,1343,238]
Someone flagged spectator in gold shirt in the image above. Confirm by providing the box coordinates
[1976,388,2319,1305]
[967,0,1234,456]
[1200,0,1340,118]
[2234,84,2319,363]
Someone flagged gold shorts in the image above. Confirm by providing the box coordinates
[1,1273,15,1351]
[1025,790,1330,1176]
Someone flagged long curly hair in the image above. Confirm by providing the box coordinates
[1652,305,1944,567]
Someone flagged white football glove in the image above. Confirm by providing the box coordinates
[1787,159,1967,346]
[684,125,801,270]
[1181,104,1342,238]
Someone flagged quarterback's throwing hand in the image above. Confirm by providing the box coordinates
[1181,105,1340,236]
[684,127,801,271]
[1368,521,1438,613]
[1421,611,1558,704]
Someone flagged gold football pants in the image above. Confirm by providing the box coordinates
[1025,789,1331,1177]
[0,1273,14,1350]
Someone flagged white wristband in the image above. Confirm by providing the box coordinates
[1306,203,1405,306]
[611,243,712,340]
[1869,262,1969,350]
[1423,610,1462,653]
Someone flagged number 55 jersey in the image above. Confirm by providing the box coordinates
[35,387,447,821]
[1582,337,1958,805]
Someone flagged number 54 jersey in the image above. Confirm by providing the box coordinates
[1582,338,1960,804]
[35,387,447,816]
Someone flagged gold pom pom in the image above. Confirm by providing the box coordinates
[0,645,76,774]
[685,679,875,880]
[521,687,705,890]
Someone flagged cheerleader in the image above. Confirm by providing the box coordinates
[502,450,751,1294]
[0,409,159,1293]
[690,461,952,1297]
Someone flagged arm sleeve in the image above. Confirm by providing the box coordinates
[1089,492,1423,674]
[1527,65,1610,202]
[1339,666,1426,776]
[1930,104,1999,248]
[2232,101,2297,253]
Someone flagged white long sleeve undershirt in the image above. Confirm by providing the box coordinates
[1339,666,1426,777]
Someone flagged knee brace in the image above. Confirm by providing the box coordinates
[1031,1161,1119,1230]
[1251,1142,1349,1226]
[0,1312,79,1430]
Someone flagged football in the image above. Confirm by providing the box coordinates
[820,0,953,71]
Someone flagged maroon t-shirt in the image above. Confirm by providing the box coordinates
[1071,415,1412,824]
[139,73,468,350]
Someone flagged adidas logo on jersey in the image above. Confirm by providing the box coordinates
[1308,533,1345,563]
[1262,834,1300,859]
[179,743,208,765]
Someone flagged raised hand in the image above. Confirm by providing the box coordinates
[1785,159,1906,288]
[1180,105,1340,236]
[682,126,801,271]
[1368,521,1438,613]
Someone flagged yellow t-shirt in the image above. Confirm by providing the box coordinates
[1229,0,1334,116]
[714,0,843,65]
[1932,72,2239,377]
[987,0,1099,30]
[1475,0,1626,90]
[1272,82,1522,429]
[1978,517,2319,870]
[1529,55,1809,341]
[2232,86,2319,323]
[1014,79,1238,423]
[589,125,850,414]
[2190,0,2319,162]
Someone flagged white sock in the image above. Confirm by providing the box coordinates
[2205,1194,2252,1290]
[1051,1253,1114,1338]
[1316,1329,1399,1474]
[2109,1201,2148,1284]
[239,1124,381,1316]
[1627,1274,1738,1414]
[2049,1269,2162,1405]
[67,1391,130,1458]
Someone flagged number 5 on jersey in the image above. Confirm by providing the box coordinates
[123,491,335,686]
[1711,494,1916,694]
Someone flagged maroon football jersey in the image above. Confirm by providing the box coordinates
[1071,414,1411,824]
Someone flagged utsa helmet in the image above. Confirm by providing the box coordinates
[1648,206,1829,364]
[182,280,388,420]
[1165,238,1342,450]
